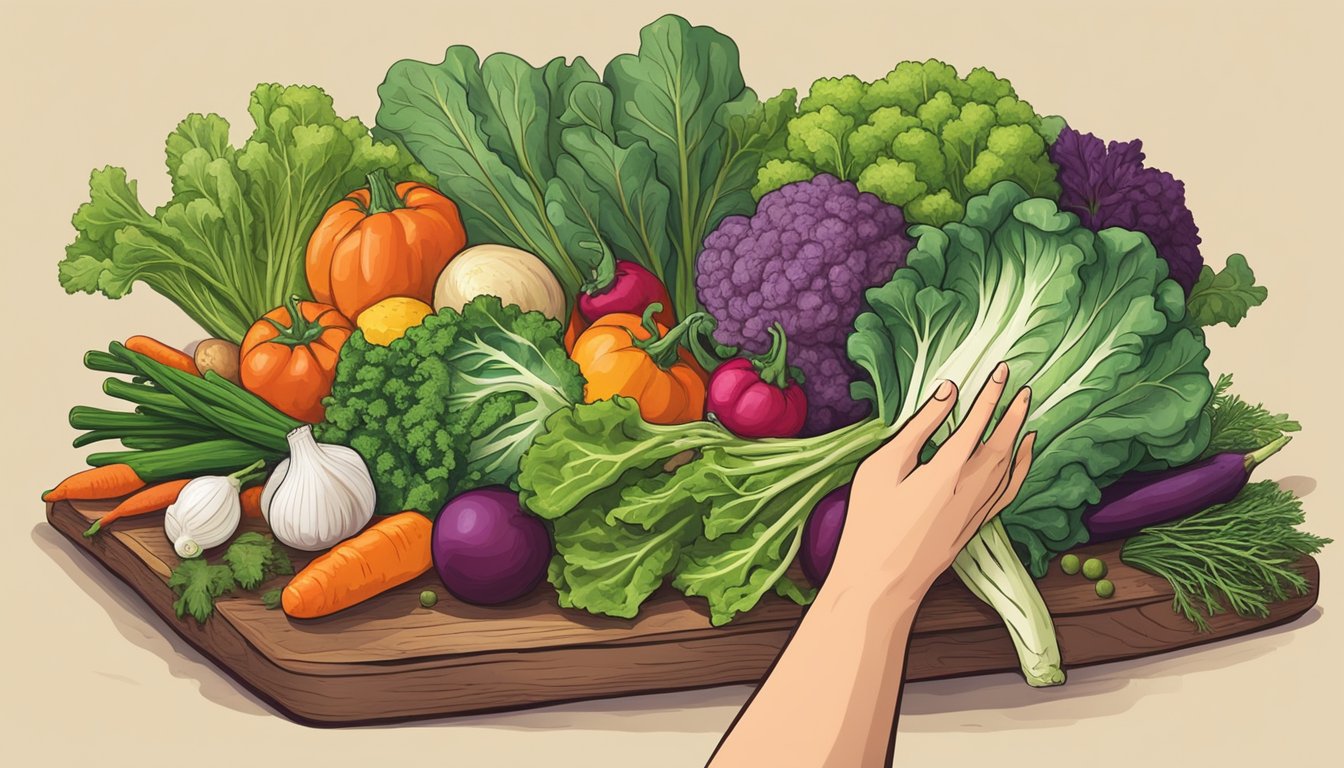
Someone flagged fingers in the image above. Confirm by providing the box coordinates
[955,430,1037,542]
[870,379,959,478]
[980,384,1031,462]
[942,362,1011,459]
[985,431,1037,522]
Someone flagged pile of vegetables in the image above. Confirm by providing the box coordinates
[47,15,1325,689]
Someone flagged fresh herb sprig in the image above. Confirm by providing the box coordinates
[1122,481,1330,631]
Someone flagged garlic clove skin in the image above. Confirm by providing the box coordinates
[164,474,243,559]
[262,425,376,551]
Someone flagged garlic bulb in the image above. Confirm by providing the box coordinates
[261,425,376,550]
[164,463,257,558]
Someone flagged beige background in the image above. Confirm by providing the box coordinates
[3,0,1340,765]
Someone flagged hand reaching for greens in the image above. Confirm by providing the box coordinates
[710,364,1034,768]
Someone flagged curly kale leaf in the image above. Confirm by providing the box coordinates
[318,296,583,516]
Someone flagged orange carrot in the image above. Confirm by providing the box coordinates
[240,486,265,519]
[43,464,145,502]
[125,335,199,376]
[83,478,190,537]
[282,513,433,619]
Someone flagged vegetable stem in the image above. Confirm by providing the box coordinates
[362,169,406,215]
[751,324,797,389]
[1244,435,1291,472]
[262,295,327,347]
[628,304,708,370]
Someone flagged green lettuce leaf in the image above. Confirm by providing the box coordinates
[851,183,1213,574]
[60,85,427,342]
[1186,253,1268,327]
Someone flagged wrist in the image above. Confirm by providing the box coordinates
[811,569,925,629]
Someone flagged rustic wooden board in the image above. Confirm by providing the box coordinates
[47,498,1320,726]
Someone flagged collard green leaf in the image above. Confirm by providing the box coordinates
[1186,253,1268,327]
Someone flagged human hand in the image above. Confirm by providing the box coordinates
[828,362,1036,599]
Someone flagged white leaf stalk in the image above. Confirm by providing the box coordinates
[262,425,376,551]
[953,518,1065,687]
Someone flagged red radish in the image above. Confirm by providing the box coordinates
[1083,436,1290,543]
[706,324,808,438]
[578,252,675,327]
[801,484,849,586]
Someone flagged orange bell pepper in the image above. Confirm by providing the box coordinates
[569,304,709,425]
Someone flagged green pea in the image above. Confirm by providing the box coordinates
[419,590,439,608]
[1060,554,1081,575]
[1095,579,1115,599]
[1082,557,1108,580]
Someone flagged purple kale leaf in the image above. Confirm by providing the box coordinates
[1049,126,1203,291]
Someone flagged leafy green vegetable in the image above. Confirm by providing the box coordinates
[520,182,1214,687]
[851,182,1213,573]
[261,588,284,610]
[1123,481,1330,631]
[375,15,788,318]
[221,532,294,590]
[1201,374,1301,458]
[60,84,429,343]
[167,559,235,624]
[1186,254,1268,327]
[167,533,294,622]
[318,296,584,516]
[754,61,1060,226]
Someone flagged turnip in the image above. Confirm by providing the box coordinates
[433,244,566,320]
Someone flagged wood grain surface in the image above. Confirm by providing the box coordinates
[46,498,1320,726]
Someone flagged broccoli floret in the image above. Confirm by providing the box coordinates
[696,174,913,435]
[317,296,583,517]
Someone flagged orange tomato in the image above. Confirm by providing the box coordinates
[240,296,353,423]
[306,169,466,320]
[569,310,708,425]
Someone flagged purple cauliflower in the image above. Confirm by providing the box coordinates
[697,174,913,435]
[1049,127,1203,291]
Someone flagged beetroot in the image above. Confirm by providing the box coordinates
[578,256,675,327]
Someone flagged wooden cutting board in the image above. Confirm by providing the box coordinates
[47,498,1319,726]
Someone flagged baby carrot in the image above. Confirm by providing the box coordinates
[83,478,191,537]
[240,485,265,519]
[125,335,199,376]
[43,464,145,502]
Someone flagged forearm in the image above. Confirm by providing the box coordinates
[708,577,923,768]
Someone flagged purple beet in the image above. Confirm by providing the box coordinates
[800,485,850,586]
[1083,436,1290,543]
[432,487,552,605]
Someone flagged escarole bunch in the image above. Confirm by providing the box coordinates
[519,182,1213,686]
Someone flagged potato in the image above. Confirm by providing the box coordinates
[194,338,241,384]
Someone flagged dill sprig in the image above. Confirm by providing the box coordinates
[1122,481,1329,631]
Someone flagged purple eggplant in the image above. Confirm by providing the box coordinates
[1083,436,1290,543]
